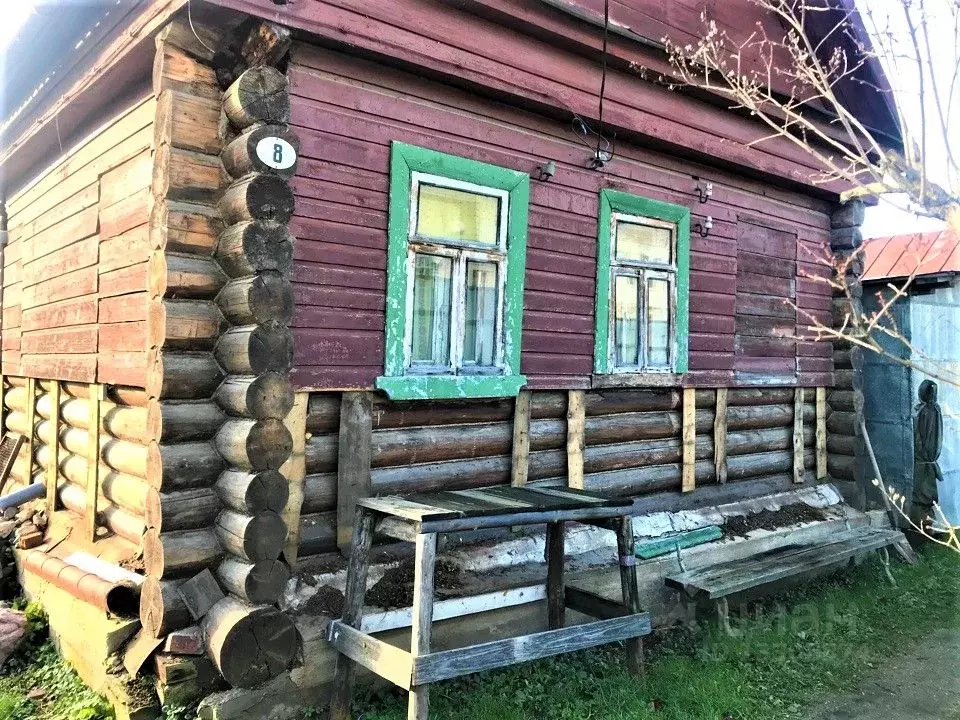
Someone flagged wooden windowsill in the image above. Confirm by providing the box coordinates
[591,373,683,389]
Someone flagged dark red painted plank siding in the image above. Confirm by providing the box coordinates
[287,43,833,390]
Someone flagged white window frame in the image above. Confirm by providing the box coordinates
[403,171,510,376]
[608,212,678,372]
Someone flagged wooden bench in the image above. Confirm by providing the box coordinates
[328,486,652,720]
[665,526,908,633]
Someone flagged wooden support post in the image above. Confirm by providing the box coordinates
[793,388,805,484]
[329,509,375,720]
[281,391,308,567]
[615,516,644,676]
[336,392,373,554]
[45,383,61,510]
[546,521,565,630]
[816,387,828,480]
[713,388,728,484]
[681,388,696,493]
[86,384,103,540]
[408,532,437,720]
[24,378,36,483]
[510,390,531,487]
[0,374,6,438]
[566,390,585,489]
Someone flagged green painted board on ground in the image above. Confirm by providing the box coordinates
[635,526,723,559]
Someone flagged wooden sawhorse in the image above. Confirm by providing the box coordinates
[328,486,651,720]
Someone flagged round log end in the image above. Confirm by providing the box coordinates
[219,174,295,225]
[250,273,295,326]
[225,66,290,128]
[215,468,289,513]
[246,559,291,605]
[248,372,295,420]
[204,596,299,687]
[223,124,300,179]
[248,418,294,471]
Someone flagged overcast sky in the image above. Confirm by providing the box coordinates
[0,1,955,239]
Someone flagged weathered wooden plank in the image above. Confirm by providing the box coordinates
[563,586,628,619]
[682,388,696,493]
[615,515,644,675]
[510,390,531,487]
[666,528,904,599]
[281,392,309,567]
[714,388,728,484]
[546,521,565,629]
[566,390,585,490]
[412,613,651,685]
[409,532,437,719]
[793,388,805,484]
[45,383,60,511]
[816,387,828,479]
[24,378,36,486]
[336,392,373,554]
[327,621,413,690]
[86,384,103,541]
[330,509,377,718]
[176,568,224,621]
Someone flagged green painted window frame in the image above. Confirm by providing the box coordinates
[594,189,690,375]
[376,142,530,400]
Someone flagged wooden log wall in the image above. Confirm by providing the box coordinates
[2,94,157,385]
[142,21,229,615]
[137,13,300,691]
[303,386,824,563]
[286,41,835,391]
[825,200,866,502]
[4,379,151,552]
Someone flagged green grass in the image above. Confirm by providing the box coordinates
[0,603,113,720]
[353,545,960,720]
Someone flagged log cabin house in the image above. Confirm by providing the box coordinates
[0,0,902,714]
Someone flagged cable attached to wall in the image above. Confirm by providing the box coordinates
[588,0,616,170]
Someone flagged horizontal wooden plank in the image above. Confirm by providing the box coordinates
[21,325,98,354]
[100,150,153,208]
[100,225,151,273]
[22,205,99,264]
[99,322,148,352]
[412,613,650,684]
[293,306,384,331]
[98,351,148,388]
[22,236,99,288]
[99,293,149,324]
[20,353,97,382]
[100,188,152,238]
[22,267,97,308]
[99,263,148,298]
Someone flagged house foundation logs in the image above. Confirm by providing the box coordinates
[137,16,298,689]
[826,200,865,500]
[296,387,820,563]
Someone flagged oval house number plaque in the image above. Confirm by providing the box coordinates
[256,137,297,171]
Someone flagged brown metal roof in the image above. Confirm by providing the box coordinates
[862,230,960,281]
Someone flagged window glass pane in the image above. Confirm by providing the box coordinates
[464,261,498,366]
[616,221,672,264]
[614,275,640,367]
[416,183,500,245]
[647,277,671,367]
[410,254,453,366]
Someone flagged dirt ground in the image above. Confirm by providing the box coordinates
[803,628,960,720]
[723,503,826,538]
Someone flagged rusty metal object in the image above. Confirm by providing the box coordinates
[21,551,139,617]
